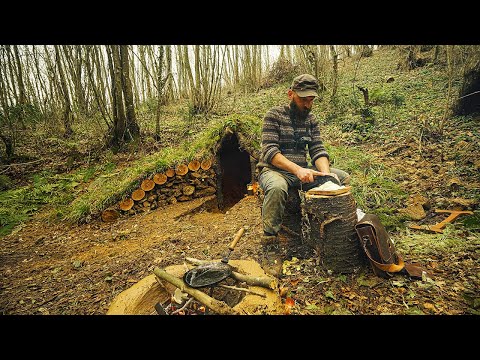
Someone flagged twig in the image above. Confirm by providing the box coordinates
[0,159,43,169]
[218,284,266,298]
[170,297,194,314]
[281,225,300,237]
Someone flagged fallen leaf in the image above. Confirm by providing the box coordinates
[284,297,295,315]
[279,286,289,298]
[423,302,435,310]
[290,279,300,287]
[325,291,336,300]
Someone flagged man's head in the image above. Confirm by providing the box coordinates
[288,74,319,116]
[290,74,319,97]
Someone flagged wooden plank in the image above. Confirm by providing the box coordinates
[306,186,352,196]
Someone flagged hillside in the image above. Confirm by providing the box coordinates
[0,47,479,316]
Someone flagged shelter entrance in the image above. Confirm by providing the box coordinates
[216,132,252,210]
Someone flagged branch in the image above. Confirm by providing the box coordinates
[153,267,239,315]
[185,257,278,290]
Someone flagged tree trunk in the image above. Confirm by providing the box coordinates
[300,191,365,274]
[330,45,338,101]
[106,45,126,148]
[85,46,110,127]
[54,45,74,138]
[155,45,164,139]
[120,45,140,139]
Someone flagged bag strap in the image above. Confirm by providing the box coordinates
[359,235,405,273]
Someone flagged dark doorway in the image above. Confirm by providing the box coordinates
[455,65,480,116]
[216,132,252,210]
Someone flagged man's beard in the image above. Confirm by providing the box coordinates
[289,100,311,120]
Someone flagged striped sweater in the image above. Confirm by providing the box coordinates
[257,105,329,171]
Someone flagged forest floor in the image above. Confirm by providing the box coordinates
[1,131,479,316]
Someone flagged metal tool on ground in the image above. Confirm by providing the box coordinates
[409,209,473,233]
[183,227,245,288]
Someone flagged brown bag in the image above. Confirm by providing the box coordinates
[355,214,425,279]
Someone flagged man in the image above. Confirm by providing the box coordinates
[256,74,350,275]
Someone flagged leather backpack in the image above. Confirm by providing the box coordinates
[355,213,425,279]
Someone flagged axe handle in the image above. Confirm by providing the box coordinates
[434,210,473,230]
[228,227,245,251]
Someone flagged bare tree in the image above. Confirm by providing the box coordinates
[330,45,339,101]
[105,45,140,149]
[54,45,74,137]
[120,45,140,138]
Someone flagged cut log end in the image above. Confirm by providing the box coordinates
[141,179,155,191]
[119,198,134,211]
[188,160,201,171]
[153,173,167,185]
[102,209,120,222]
[165,168,176,178]
[132,189,146,201]
[182,185,195,196]
[200,159,213,170]
[176,164,189,176]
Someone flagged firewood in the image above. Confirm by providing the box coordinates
[177,195,191,202]
[141,179,155,191]
[185,257,278,290]
[188,160,201,171]
[119,198,134,211]
[132,189,146,201]
[172,188,182,197]
[153,267,239,315]
[176,164,188,176]
[101,209,120,222]
[196,186,216,197]
[153,173,167,185]
[165,168,175,178]
[182,185,195,196]
[200,159,212,170]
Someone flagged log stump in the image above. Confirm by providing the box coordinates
[300,190,365,274]
[282,187,302,236]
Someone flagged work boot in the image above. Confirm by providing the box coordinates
[261,232,278,246]
[260,237,284,278]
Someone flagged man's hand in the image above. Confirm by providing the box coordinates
[295,168,329,183]
[328,172,340,184]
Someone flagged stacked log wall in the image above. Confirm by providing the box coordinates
[118,161,216,216]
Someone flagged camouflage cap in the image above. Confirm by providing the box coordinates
[290,74,319,97]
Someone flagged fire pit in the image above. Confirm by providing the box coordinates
[107,259,285,315]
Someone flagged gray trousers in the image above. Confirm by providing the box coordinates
[258,167,350,235]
